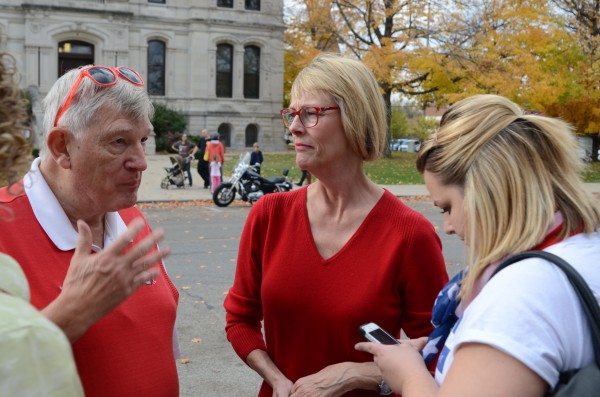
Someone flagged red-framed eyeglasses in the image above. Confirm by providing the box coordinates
[53,65,144,127]
[280,106,340,128]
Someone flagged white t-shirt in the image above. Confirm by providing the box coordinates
[435,231,600,389]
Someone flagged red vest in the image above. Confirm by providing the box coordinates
[0,188,179,397]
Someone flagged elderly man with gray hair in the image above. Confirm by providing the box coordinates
[0,65,179,397]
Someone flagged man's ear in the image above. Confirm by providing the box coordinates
[46,127,73,169]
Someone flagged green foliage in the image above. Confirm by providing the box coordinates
[408,116,438,141]
[583,161,600,182]
[390,110,408,138]
[152,103,187,152]
[155,131,181,154]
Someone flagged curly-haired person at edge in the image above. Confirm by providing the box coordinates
[224,53,449,396]
[0,57,180,397]
[0,52,83,396]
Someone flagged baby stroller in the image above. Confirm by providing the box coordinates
[160,155,189,189]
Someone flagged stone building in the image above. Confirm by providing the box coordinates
[0,0,286,151]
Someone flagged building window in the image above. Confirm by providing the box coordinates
[58,40,94,77]
[216,44,233,98]
[149,0,166,3]
[218,123,232,147]
[245,124,258,147]
[217,0,233,7]
[148,40,166,96]
[244,46,260,99]
[245,0,260,10]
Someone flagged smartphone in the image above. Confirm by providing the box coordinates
[358,322,401,345]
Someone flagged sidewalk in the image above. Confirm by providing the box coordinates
[137,154,600,203]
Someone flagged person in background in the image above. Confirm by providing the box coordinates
[296,169,312,186]
[197,129,211,189]
[0,51,83,396]
[250,142,264,174]
[210,154,222,193]
[0,64,180,397]
[171,133,197,187]
[224,53,448,396]
[207,132,225,183]
[356,94,600,397]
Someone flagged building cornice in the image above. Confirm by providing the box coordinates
[194,18,285,31]
[21,3,133,18]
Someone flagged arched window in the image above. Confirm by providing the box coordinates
[217,0,233,7]
[216,44,233,98]
[245,0,260,10]
[148,40,166,96]
[245,124,258,147]
[58,40,94,77]
[218,123,232,147]
[244,46,260,99]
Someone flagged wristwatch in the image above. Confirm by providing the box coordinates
[378,379,393,395]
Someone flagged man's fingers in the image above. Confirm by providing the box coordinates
[105,218,146,255]
[132,268,161,288]
[122,228,166,264]
[132,247,171,273]
[74,220,93,258]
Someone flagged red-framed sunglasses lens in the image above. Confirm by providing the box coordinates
[53,66,144,127]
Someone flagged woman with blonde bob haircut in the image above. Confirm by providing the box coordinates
[289,53,387,161]
[356,94,600,397]
[225,53,448,396]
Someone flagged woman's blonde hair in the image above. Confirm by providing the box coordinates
[0,53,31,189]
[417,94,600,298]
[291,53,387,160]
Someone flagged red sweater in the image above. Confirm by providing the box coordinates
[0,188,179,397]
[225,189,448,396]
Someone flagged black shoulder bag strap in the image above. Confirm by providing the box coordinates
[491,250,600,368]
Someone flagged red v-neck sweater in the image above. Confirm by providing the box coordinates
[225,188,448,396]
[0,189,179,397]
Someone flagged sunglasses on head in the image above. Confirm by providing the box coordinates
[53,65,144,127]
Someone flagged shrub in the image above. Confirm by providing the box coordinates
[152,103,187,152]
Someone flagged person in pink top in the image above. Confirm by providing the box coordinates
[224,53,448,396]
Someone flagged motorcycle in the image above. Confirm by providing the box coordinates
[213,152,293,207]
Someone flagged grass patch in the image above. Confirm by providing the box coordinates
[583,161,600,182]
[225,149,600,185]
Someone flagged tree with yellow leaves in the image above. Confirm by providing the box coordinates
[284,0,438,155]
[284,0,599,157]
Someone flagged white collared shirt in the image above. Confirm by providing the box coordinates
[25,158,127,252]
